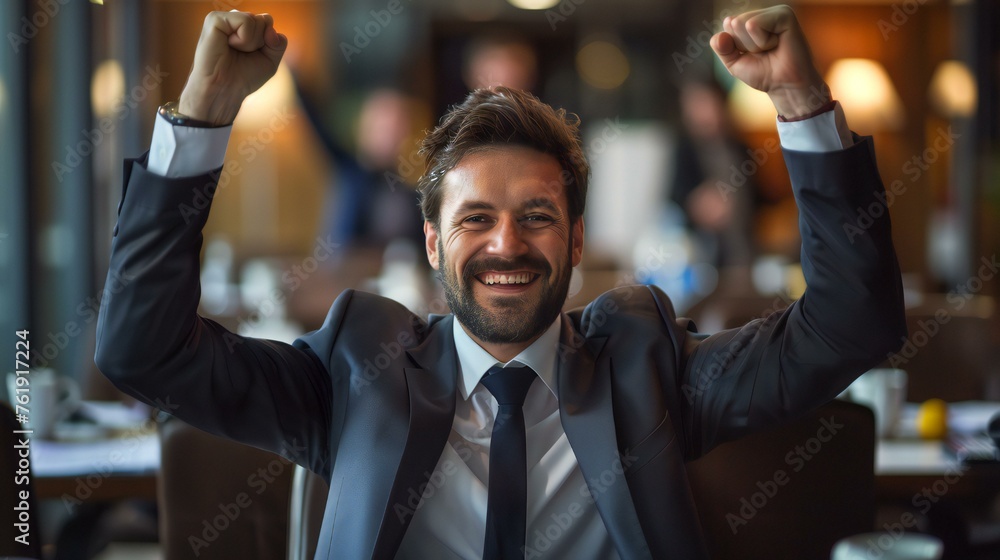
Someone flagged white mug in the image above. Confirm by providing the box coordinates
[5,368,80,439]
[849,368,908,438]
[831,532,943,560]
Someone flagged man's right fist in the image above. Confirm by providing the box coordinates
[178,11,287,126]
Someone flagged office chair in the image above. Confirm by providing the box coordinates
[1,401,43,559]
[158,417,294,559]
[686,399,876,559]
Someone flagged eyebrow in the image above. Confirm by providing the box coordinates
[521,198,560,213]
[452,198,561,215]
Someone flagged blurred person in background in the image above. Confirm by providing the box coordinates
[463,34,538,92]
[670,77,759,274]
[297,83,425,251]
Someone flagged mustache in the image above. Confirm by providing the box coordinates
[463,256,551,282]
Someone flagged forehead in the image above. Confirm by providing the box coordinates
[439,145,568,214]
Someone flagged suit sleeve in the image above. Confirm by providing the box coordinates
[95,154,335,476]
[676,135,906,459]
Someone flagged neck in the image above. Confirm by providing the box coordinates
[460,323,546,363]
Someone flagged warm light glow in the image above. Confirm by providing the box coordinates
[576,40,630,90]
[728,80,777,131]
[929,60,977,118]
[507,0,559,9]
[90,59,125,118]
[825,58,904,131]
[235,63,296,131]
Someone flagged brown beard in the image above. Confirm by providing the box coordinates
[436,239,572,344]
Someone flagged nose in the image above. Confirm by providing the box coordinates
[486,215,529,258]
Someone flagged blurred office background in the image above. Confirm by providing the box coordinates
[2,0,1000,558]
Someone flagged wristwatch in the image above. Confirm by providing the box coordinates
[157,101,224,128]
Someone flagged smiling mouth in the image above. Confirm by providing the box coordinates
[476,272,539,286]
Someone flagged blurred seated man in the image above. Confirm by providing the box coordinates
[96,7,905,559]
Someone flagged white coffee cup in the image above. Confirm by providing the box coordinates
[849,368,908,438]
[831,532,943,560]
[5,368,80,439]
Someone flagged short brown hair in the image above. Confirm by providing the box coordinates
[417,87,589,229]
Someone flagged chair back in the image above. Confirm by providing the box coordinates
[893,310,1000,402]
[0,401,42,559]
[287,464,330,560]
[686,399,876,559]
[158,418,293,559]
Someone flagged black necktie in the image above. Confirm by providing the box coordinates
[481,366,537,560]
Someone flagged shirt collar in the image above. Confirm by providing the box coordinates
[452,315,562,401]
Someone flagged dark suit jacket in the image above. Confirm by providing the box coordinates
[95,136,905,559]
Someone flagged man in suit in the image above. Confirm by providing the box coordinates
[96,6,905,559]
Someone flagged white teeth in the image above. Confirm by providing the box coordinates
[484,273,532,285]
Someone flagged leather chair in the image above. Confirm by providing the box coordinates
[158,417,294,559]
[1,401,42,559]
[887,295,999,402]
[686,399,876,559]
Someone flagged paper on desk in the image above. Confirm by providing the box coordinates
[32,432,160,477]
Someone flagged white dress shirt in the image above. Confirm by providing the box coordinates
[144,102,854,558]
[393,317,619,559]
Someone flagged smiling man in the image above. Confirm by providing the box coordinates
[96,6,905,559]
[427,141,583,359]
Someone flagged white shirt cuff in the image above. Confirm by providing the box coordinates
[776,101,854,153]
[147,112,232,177]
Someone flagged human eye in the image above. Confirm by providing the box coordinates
[462,215,493,229]
[522,214,555,229]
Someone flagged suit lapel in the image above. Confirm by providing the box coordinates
[557,315,652,559]
[371,315,459,558]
